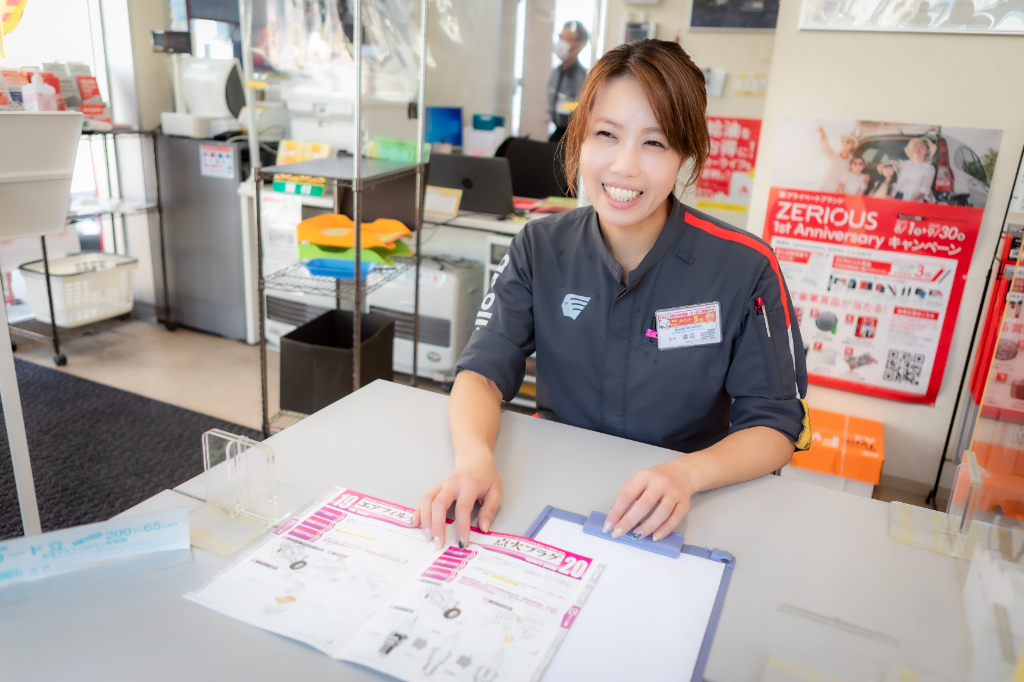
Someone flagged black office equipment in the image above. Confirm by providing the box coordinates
[426,153,515,215]
[496,137,571,199]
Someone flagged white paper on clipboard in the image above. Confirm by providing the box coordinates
[534,517,726,681]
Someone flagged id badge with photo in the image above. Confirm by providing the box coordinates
[655,302,722,350]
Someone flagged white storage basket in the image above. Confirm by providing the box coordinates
[19,252,138,328]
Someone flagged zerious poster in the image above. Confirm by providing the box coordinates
[763,116,1002,404]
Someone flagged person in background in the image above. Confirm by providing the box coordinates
[817,126,857,193]
[836,156,869,195]
[549,21,589,144]
[881,137,936,202]
[867,162,898,198]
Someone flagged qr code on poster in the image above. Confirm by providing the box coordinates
[883,349,925,386]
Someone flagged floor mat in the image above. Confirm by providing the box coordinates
[0,358,262,540]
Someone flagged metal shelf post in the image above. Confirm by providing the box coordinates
[250,0,429,436]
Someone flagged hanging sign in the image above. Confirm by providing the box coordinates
[763,116,1002,404]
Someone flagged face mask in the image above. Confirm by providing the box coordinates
[555,39,572,61]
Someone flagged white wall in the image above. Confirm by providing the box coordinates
[603,0,772,120]
[603,0,774,228]
[748,2,1024,487]
[519,0,556,140]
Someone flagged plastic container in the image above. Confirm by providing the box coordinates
[304,258,376,279]
[22,74,58,112]
[279,310,395,414]
[19,252,138,328]
[0,111,84,239]
[472,114,505,130]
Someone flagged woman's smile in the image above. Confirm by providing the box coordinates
[602,183,643,206]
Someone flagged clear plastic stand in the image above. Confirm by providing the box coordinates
[761,605,901,682]
[888,451,988,558]
[188,429,311,556]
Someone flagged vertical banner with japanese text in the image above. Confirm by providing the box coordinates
[696,117,761,213]
[763,116,1002,404]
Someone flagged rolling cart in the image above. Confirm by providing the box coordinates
[6,129,174,366]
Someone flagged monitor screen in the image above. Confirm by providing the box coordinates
[187,0,239,24]
[425,107,463,146]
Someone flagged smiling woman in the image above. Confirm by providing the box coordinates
[412,39,811,552]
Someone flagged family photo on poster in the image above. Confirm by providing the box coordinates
[763,116,1002,403]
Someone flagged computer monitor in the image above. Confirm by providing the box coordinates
[425,107,463,146]
[181,57,244,119]
[427,154,514,216]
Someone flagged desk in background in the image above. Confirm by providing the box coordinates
[0,381,968,680]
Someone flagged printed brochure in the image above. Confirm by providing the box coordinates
[186,488,603,681]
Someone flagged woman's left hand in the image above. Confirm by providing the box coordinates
[602,458,696,542]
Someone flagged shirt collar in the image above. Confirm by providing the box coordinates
[589,194,687,288]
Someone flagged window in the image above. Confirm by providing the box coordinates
[955,146,989,185]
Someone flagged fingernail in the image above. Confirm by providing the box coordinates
[611,528,624,538]
[653,533,663,542]
[458,539,466,550]
[433,536,443,549]
[602,522,611,533]
[423,528,431,541]
[631,531,643,540]
[480,520,490,533]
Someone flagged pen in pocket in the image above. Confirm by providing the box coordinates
[755,297,770,338]
[645,316,658,342]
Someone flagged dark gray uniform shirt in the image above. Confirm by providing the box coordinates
[548,61,588,129]
[456,197,811,454]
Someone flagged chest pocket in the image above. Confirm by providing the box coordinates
[754,306,797,399]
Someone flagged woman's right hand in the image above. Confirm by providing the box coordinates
[413,451,503,550]
[414,369,505,551]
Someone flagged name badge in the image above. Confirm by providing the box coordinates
[655,302,722,350]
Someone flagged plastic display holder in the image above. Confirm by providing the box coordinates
[888,451,991,557]
[188,429,310,555]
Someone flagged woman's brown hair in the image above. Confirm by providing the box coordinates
[562,39,709,195]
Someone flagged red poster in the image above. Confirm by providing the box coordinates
[696,117,760,213]
[764,117,1002,404]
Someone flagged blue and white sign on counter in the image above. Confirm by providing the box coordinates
[0,507,190,587]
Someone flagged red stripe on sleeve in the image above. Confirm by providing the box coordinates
[683,212,791,329]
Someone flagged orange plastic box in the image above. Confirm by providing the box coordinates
[791,408,885,485]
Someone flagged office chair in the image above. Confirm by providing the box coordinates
[495,137,573,199]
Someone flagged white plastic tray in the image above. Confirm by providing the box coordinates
[0,111,84,239]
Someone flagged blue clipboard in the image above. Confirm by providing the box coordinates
[526,506,736,682]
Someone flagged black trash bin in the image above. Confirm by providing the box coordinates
[279,310,395,414]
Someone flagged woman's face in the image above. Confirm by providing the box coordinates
[579,77,684,230]
[850,158,865,173]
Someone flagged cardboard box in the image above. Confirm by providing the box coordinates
[787,408,885,493]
